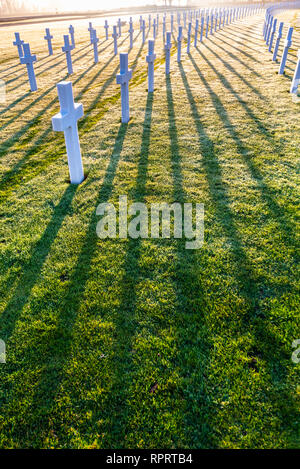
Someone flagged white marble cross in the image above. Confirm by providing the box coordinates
[290,49,300,94]
[44,28,53,55]
[13,32,24,60]
[264,14,271,41]
[266,16,273,46]
[88,22,93,41]
[116,53,132,123]
[69,25,75,48]
[214,12,218,32]
[62,35,74,74]
[91,29,99,63]
[146,39,156,92]
[20,43,37,92]
[112,25,118,55]
[279,26,293,75]
[194,19,199,47]
[129,17,134,49]
[165,32,172,75]
[200,16,204,42]
[52,81,84,184]
[104,20,109,40]
[272,21,283,62]
[141,20,146,44]
[177,25,183,62]
[269,18,277,52]
[153,19,156,39]
[187,22,192,54]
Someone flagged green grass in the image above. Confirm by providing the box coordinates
[0,11,299,449]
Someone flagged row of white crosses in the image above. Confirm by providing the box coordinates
[50,4,262,185]
[263,1,300,95]
[13,4,262,93]
[13,32,37,92]
[112,5,262,55]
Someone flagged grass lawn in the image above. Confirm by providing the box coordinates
[0,9,299,449]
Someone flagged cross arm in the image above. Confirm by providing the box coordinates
[20,54,37,65]
[52,103,83,132]
[116,70,132,85]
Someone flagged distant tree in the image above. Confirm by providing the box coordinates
[0,0,21,14]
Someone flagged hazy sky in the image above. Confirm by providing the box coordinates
[29,0,169,11]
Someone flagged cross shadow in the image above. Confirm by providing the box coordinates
[77,30,149,133]
[216,30,262,62]
[0,32,138,208]
[178,60,298,447]
[0,90,33,116]
[0,32,130,161]
[0,82,60,143]
[130,29,149,71]
[164,73,214,447]
[94,93,154,447]
[194,47,283,152]
[207,35,262,78]
[0,184,78,342]
[0,113,66,206]
[0,53,58,81]
[200,43,264,98]
[189,52,297,246]
[0,123,129,444]
[5,43,91,89]
[127,29,142,52]
[0,61,20,78]
[233,23,269,42]
[73,32,129,101]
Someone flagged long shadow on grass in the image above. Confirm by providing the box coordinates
[194,47,284,154]
[0,123,129,445]
[207,35,262,78]
[0,184,78,342]
[202,41,264,99]
[222,25,263,48]
[165,74,214,448]
[96,94,155,448]
[181,60,298,444]
[0,50,122,210]
[0,52,64,82]
[0,35,124,121]
[6,44,92,92]
[190,52,297,247]
[78,29,149,133]
[0,33,134,197]
[0,80,63,132]
[0,118,68,207]
[0,27,146,166]
[215,30,262,62]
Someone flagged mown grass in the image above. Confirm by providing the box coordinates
[0,10,299,449]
